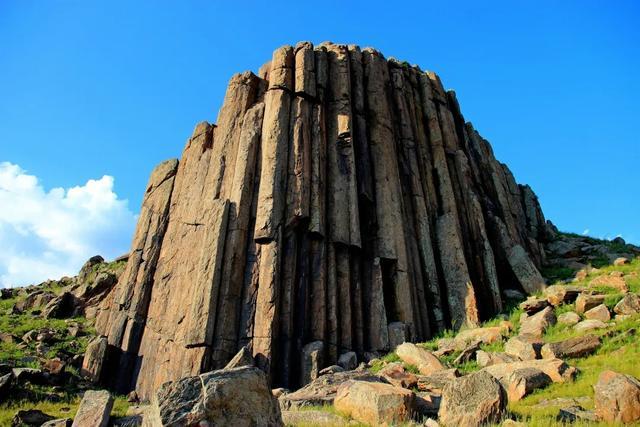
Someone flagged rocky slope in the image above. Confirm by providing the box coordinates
[90,41,553,397]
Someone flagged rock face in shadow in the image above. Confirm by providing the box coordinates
[93,41,551,398]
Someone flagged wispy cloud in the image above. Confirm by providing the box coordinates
[0,162,136,287]
[582,229,590,235]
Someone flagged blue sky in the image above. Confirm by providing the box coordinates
[0,1,638,286]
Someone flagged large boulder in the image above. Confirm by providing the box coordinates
[590,275,629,293]
[71,390,113,427]
[584,304,611,322]
[147,366,282,426]
[540,334,601,359]
[557,311,581,325]
[476,351,519,368]
[337,351,357,371]
[594,370,640,423]
[280,370,386,410]
[504,336,542,361]
[334,380,414,426]
[438,370,506,427]
[574,319,607,332]
[395,342,444,375]
[544,285,583,306]
[42,292,78,319]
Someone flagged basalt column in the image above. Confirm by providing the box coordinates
[95,41,551,398]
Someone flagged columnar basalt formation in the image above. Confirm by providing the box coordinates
[95,42,552,398]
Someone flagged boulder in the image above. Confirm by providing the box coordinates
[540,334,601,359]
[594,370,640,423]
[614,293,640,315]
[395,342,444,375]
[502,368,552,402]
[453,341,481,365]
[387,322,407,350]
[337,351,357,371]
[319,365,344,376]
[416,369,460,391]
[482,358,576,384]
[557,311,580,325]
[71,390,113,427]
[519,297,548,314]
[42,358,66,376]
[476,350,520,368]
[43,292,78,319]
[614,257,629,266]
[504,336,542,361]
[544,285,584,306]
[77,255,105,283]
[11,409,55,426]
[557,406,598,422]
[81,336,108,383]
[378,362,418,389]
[584,304,611,322]
[334,380,414,425]
[453,325,507,349]
[301,341,324,385]
[438,371,506,427]
[574,319,607,332]
[12,368,48,385]
[223,345,254,370]
[280,370,386,409]
[147,366,282,426]
[590,275,629,293]
[519,306,556,337]
[575,293,605,314]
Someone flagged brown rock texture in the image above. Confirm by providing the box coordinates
[95,42,550,397]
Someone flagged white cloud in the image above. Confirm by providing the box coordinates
[582,229,590,235]
[0,162,136,288]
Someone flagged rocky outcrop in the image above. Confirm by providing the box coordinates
[95,41,550,396]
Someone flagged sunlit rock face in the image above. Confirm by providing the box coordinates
[93,42,551,398]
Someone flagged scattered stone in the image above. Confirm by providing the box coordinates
[81,336,108,383]
[519,297,549,314]
[453,341,481,365]
[584,304,611,322]
[395,342,444,375]
[279,370,386,410]
[378,362,418,389]
[71,390,113,427]
[387,322,407,350]
[541,334,601,359]
[591,275,629,293]
[557,405,598,422]
[42,358,66,376]
[557,311,581,325]
[614,293,640,315]
[42,419,72,427]
[614,257,629,266]
[147,366,282,426]
[337,351,357,371]
[12,367,47,385]
[575,293,606,314]
[22,330,38,343]
[43,292,78,319]
[453,325,507,349]
[416,369,460,392]
[319,365,344,376]
[574,319,607,332]
[476,351,520,368]
[502,368,552,402]
[11,409,55,426]
[482,358,576,384]
[438,371,506,427]
[519,306,556,337]
[223,345,254,370]
[504,336,542,361]
[334,380,414,426]
[544,285,583,306]
[594,370,640,423]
